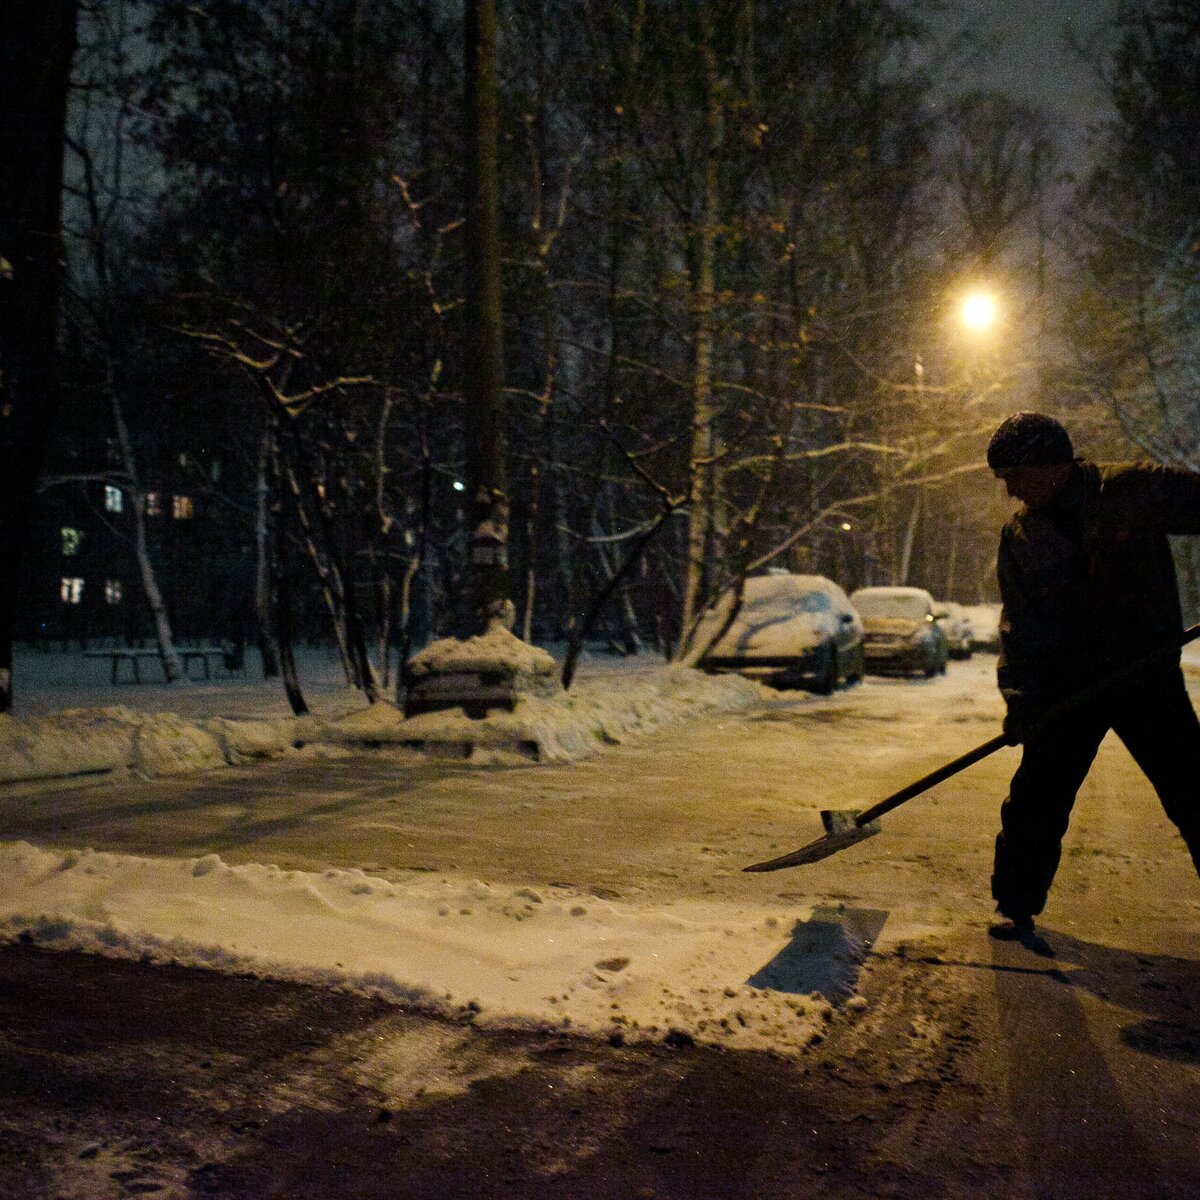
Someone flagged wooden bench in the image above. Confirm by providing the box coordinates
[83,646,233,684]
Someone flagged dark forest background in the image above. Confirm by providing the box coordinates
[4,0,1199,706]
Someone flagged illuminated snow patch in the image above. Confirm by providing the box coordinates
[0,841,841,1054]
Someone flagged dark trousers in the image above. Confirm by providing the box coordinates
[992,665,1200,919]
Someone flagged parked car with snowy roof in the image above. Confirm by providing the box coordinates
[850,585,948,677]
[961,602,1001,652]
[693,572,864,694]
[935,602,974,660]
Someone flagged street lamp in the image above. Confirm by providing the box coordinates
[959,289,999,334]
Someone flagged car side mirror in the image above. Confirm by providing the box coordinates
[840,612,855,624]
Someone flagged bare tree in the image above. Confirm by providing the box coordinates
[65,23,185,679]
[945,91,1057,264]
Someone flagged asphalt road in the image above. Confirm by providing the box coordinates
[3,656,1199,1197]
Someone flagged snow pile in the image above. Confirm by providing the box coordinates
[204,714,305,761]
[0,841,842,1054]
[0,704,267,784]
[0,664,762,783]
[406,624,557,679]
[0,705,300,785]
[0,706,141,783]
[392,667,763,763]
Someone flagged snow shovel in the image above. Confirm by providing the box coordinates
[744,621,1200,873]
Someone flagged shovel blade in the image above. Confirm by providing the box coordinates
[743,810,881,873]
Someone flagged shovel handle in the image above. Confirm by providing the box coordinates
[855,734,1010,826]
[853,621,1200,830]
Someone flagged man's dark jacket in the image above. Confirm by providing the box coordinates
[997,460,1200,709]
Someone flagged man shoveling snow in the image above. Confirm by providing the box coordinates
[987,411,1200,942]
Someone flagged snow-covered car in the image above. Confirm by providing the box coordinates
[850,585,949,677]
[935,602,974,660]
[694,572,864,694]
[961,603,1001,652]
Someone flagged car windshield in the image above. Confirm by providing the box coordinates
[853,592,927,620]
[797,591,832,614]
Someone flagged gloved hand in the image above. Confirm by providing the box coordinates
[1002,694,1043,745]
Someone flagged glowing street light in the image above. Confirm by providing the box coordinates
[959,289,999,333]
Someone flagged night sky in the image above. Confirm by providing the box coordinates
[940,0,1115,163]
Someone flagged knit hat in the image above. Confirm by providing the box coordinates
[986,412,1074,469]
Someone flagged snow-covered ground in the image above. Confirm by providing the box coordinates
[3,640,825,1052]
[5,630,1200,1060]
[1,840,842,1054]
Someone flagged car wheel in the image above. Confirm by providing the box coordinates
[810,644,838,694]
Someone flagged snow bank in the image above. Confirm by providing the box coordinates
[382,667,763,764]
[0,841,842,1054]
[0,705,300,785]
[0,665,762,784]
[0,706,142,783]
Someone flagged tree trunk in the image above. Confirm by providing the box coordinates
[264,429,308,715]
[372,389,398,688]
[0,0,79,712]
[70,89,184,683]
[399,407,433,670]
[462,0,510,634]
[112,390,184,681]
[679,12,721,643]
[943,514,960,600]
[561,509,671,690]
[896,490,922,587]
[273,427,354,683]
[281,425,379,701]
[598,490,643,654]
[560,7,641,650]
[254,424,281,678]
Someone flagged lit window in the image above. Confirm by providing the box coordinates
[146,492,162,516]
[61,527,84,556]
[60,577,84,604]
[104,485,123,512]
[172,494,194,519]
[104,579,123,605]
